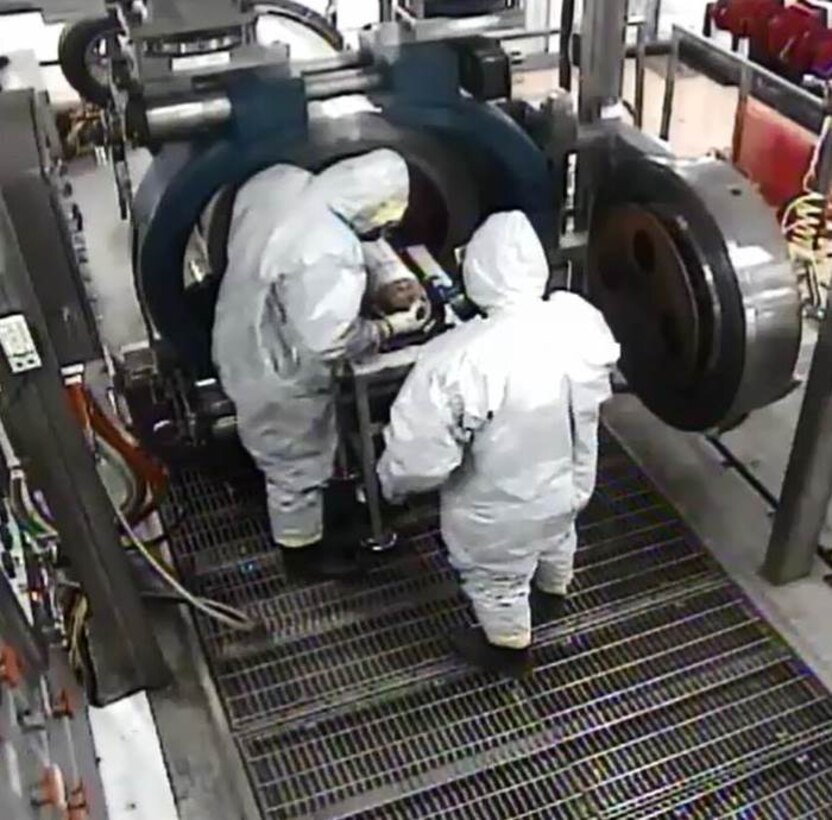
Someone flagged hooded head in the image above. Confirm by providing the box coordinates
[462,211,549,313]
[312,148,410,236]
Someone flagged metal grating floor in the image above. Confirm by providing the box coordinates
[161,431,832,818]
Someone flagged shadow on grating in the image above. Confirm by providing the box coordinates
[160,431,832,819]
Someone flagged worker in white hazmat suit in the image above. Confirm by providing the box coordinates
[377,211,619,676]
[213,149,429,580]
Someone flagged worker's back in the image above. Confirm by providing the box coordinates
[213,164,314,396]
[460,294,597,502]
[423,291,615,553]
[384,211,619,556]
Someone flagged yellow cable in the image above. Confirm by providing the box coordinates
[781,117,832,312]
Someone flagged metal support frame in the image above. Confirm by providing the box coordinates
[0,193,169,704]
[354,374,387,548]
[634,19,647,128]
[661,26,826,141]
[380,0,395,22]
[643,0,662,42]
[658,26,832,584]
[578,0,629,124]
[575,0,628,235]
[346,353,416,551]
[764,118,832,585]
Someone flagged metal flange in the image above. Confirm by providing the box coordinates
[588,156,801,431]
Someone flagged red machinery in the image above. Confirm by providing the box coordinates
[765,2,827,78]
[706,2,832,215]
[711,1,832,80]
[712,0,783,41]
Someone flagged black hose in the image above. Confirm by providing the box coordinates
[559,0,576,91]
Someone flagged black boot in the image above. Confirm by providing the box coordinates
[279,540,364,582]
[530,588,567,626]
[450,626,531,680]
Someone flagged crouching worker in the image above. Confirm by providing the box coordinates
[376,212,619,677]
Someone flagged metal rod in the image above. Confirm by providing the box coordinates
[660,27,680,140]
[393,3,417,23]
[142,65,383,142]
[298,51,368,75]
[574,0,628,278]
[305,67,384,100]
[543,0,552,55]
[635,20,647,128]
[673,25,825,133]
[145,94,232,141]
[380,0,394,23]
[731,61,754,164]
[644,0,662,41]
[354,375,384,544]
[703,1,715,38]
[763,114,832,585]
[578,0,629,124]
[559,0,576,90]
[488,26,561,42]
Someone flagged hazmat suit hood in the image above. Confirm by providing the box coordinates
[463,211,549,312]
[311,148,410,236]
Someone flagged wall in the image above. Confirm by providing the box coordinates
[0,10,77,105]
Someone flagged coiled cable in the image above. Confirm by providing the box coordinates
[781,115,832,314]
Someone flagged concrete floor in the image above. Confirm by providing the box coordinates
[67,55,832,817]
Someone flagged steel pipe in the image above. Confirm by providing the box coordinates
[145,93,233,141]
[305,67,384,100]
[141,66,384,142]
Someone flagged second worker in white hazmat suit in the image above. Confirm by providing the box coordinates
[377,211,619,676]
[214,149,428,580]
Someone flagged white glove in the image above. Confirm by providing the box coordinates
[377,299,431,340]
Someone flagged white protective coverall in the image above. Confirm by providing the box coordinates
[213,149,410,546]
[378,211,620,649]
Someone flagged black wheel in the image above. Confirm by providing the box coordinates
[251,1,344,52]
[58,15,118,107]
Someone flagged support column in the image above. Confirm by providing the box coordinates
[763,118,832,584]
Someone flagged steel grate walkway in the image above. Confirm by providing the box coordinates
[161,431,832,818]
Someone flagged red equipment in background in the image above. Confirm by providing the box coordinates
[764,2,827,79]
[733,97,817,211]
[711,1,832,81]
[712,0,783,42]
